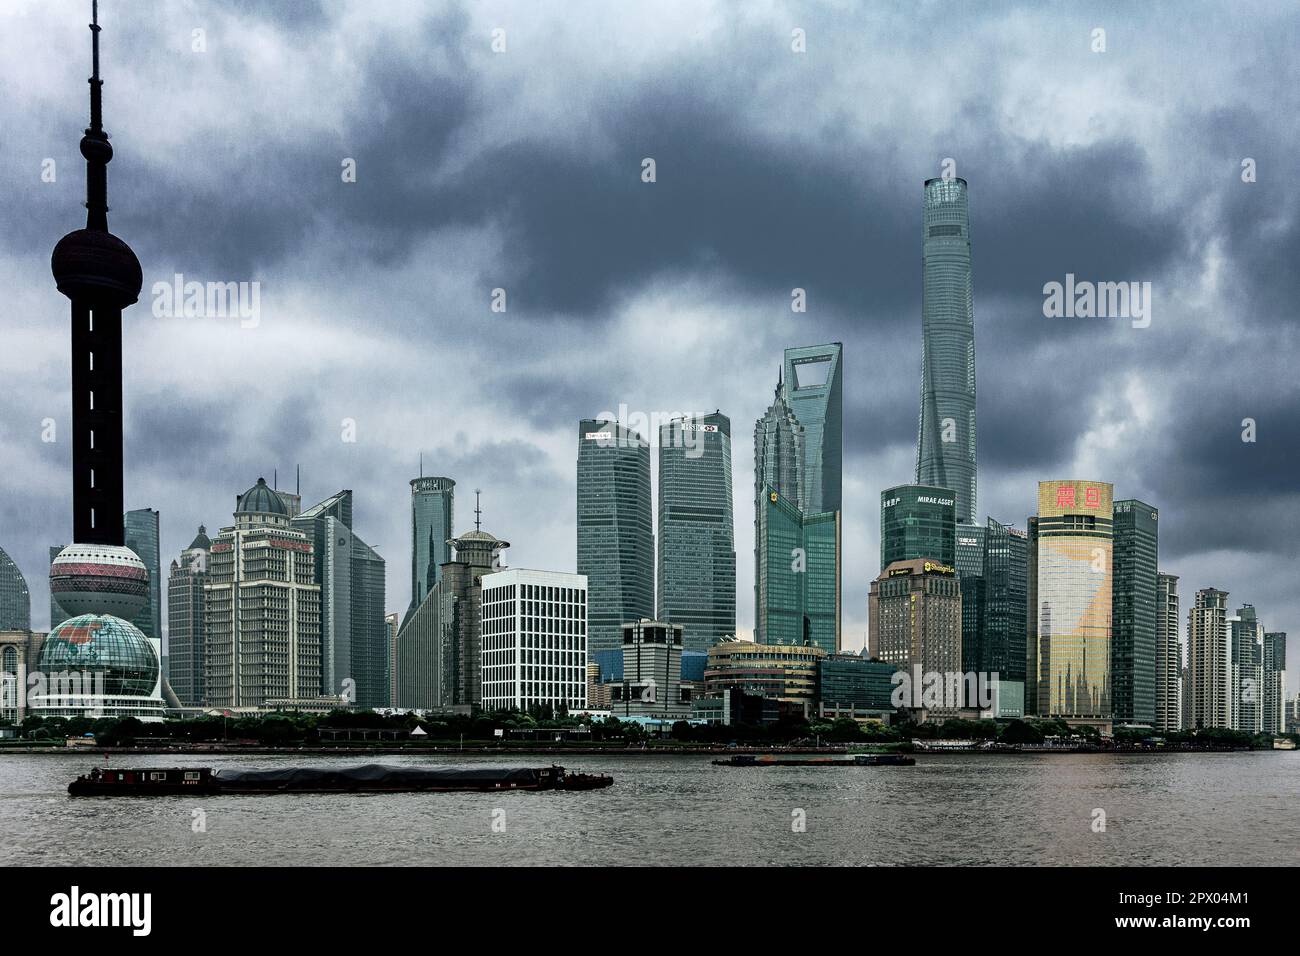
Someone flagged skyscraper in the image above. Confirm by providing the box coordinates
[1263,630,1287,735]
[868,558,963,715]
[755,363,840,650]
[0,545,31,632]
[658,412,735,655]
[293,490,388,707]
[166,526,210,707]
[755,374,804,639]
[879,484,956,570]
[955,523,986,682]
[755,489,840,652]
[1111,499,1158,726]
[1188,588,1230,730]
[1231,605,1263,733]
[124,508,161,642]
[577,420,653,657]
[205,478,321,709]
[915,177,977,524]
[979,518,1027,717]
[1155,572,1181,732]
[1031,480,1113,725]
[406,476,454,622]
[781,344,841,515]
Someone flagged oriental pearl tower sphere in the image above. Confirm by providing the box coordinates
[48,1,150,639]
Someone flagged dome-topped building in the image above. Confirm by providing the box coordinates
[49,543,148,619]
[235,477,292,528]
[29,613,164,720]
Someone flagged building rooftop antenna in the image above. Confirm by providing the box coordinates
[474,489,482,532]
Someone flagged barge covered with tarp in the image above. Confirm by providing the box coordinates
[68,764,613,795]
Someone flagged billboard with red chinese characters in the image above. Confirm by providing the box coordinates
[1037,479,1114,518]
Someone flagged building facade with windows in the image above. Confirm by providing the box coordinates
[481,569,587,713]
[166,525,210,707]
[1188,588,1231,730]
[915,177,977,525]
[1111,499,1158,726]
[1031,480,1113,726]
[1263,630,1287,735]
[406,476,454,624]
[869,558,963,713]
[755,489,839,653]
[657,412,735,655]
[880,485,955,571]
[124,508,161,642]
[610,619,688,719]
[703,640,825,715]
[0,546,31,632]
[1155,572,1181,731]
[204,478,321,709]
[577,420,653,658]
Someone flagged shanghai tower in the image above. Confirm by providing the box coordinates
[915,177,976,524]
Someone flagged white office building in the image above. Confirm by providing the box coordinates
[481,569,587,712]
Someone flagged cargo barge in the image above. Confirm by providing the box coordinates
[68,764,613,795]
[713,753,915,767]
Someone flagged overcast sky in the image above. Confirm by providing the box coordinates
[1,0,1296,689]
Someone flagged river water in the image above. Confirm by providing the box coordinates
[2,751,1296,866]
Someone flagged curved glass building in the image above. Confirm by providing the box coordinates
[0,545,30,632]
[916,177,977,524]
[30,613,164,719]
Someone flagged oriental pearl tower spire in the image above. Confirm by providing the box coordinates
[51,0,143,548]
[39,4,164,726]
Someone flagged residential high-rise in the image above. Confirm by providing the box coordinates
[166,526,210,707]
[0,545,31,632]
[755,489,839,652]
[1111,499,1158,726]
[979,518,1027,717]
[1031,480,1113,726]
[293,490,388,707]
[915,177,977,524]
[1155,572,1181,732]
[205,478,321,709]
[657,412,735,655]
[577,420,653,657]
[124,508,161,642]
[782,344,842,515]
[481,568,587,713]
[406,476,454,622]
[1187,588,1230,730]
[868,558,963,715]
[1263,631,1287,735]
[1231,605,1264,733]
[879,484,955,570]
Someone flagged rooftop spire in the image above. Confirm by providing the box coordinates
[82,0,112,232]
[474,489,482,532]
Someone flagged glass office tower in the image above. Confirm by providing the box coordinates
[1112,499,1158,726]
[915,177,977,524]
[407,476,454,621]
[980,518,1028,716]
[782,344,842,515]
[577,419,654,657]
[124,508,161,641]
[293,490,388,706]
[756,489,839,652]
[0,545,31,632]
[880,484,956,571]
[1033,480,1113,723]
[658,412,735,656]
[955,523,986,682]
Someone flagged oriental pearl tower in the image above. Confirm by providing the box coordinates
[39,2,164,719]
